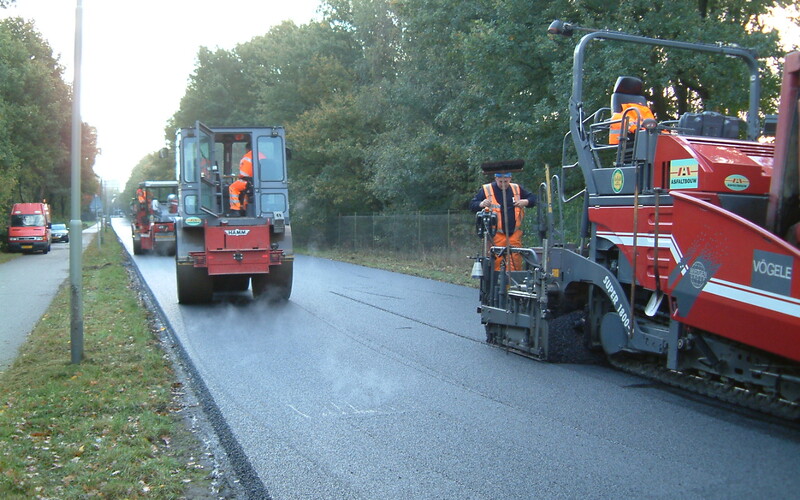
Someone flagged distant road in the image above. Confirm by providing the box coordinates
[0,224,98,372]
[113,218,800,500]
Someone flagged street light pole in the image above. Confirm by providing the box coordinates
[69,0,84,364]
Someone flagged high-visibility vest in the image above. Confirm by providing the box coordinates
[239,151,254,177]
[238,150,267,178]
[482,183,523,233]
[609,102,655,145]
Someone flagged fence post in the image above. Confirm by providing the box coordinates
[417,211,421,251]
[447,209,451,249]
[353,212,357,250]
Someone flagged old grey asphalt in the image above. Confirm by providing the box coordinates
[0,224,99,372]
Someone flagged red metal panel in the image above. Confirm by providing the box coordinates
[653,135,773,195]
[153,223,176,244]
[590,205,675,292]
[204,225,226,251]
[204,225,273,275]
[206,249,272,275]
[204,224,270,250]
[141,232,155,250]
[668,192,800,361]
[591,196,800,362]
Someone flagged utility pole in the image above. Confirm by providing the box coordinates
[69,0,84,364]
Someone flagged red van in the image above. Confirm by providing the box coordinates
[8,202,51,253]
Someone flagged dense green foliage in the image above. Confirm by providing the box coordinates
[0,17,99,231]
[140,0,793,245]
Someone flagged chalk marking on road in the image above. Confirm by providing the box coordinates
[287,404,311,419]
[289,400,414,419]
[348,403,379,415]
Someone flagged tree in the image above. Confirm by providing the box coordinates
[164,0,790,247]
[291,92,382,243]
[0,17,98,227]
[168,46,249,131]
[236,20,362,125]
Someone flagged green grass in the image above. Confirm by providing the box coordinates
[0,252,18,264]
[0,234,216,498]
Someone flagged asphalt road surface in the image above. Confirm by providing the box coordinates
[112,218,800,500]
[0,224,97,372]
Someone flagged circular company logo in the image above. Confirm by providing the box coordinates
[724,174,750,191]
[611,168,624,194]
[689,260,707,289]
[184,217,202,226]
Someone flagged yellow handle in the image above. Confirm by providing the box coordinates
[544,164,553,214]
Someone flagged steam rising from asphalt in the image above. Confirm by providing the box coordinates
[322,353,400,410]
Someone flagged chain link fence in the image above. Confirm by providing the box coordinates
[329,211,484,272]
[334,207,581,248]
[325,203,583,271]
[335,211,475,252]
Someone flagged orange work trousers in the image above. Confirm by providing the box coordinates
[487,230,524,271]
[228,179,249,211]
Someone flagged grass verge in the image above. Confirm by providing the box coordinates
[0,234,219,498]
[0,251,19,264]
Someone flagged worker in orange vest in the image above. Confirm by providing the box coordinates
[135,187,150,226]
[229,147,266,216]
[470,172,536,271]
[609,102,655,145]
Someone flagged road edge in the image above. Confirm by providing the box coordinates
[112,227,271,500]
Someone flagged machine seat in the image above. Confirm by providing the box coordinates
[677,111,742,139]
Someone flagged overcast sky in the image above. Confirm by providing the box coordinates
[1,0,322,186]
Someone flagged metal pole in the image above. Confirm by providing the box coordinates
[97,183,102,248]
[447,210,451,249]
[417,211,421,252]
[571,29,762,140]
[69,0,84,364]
